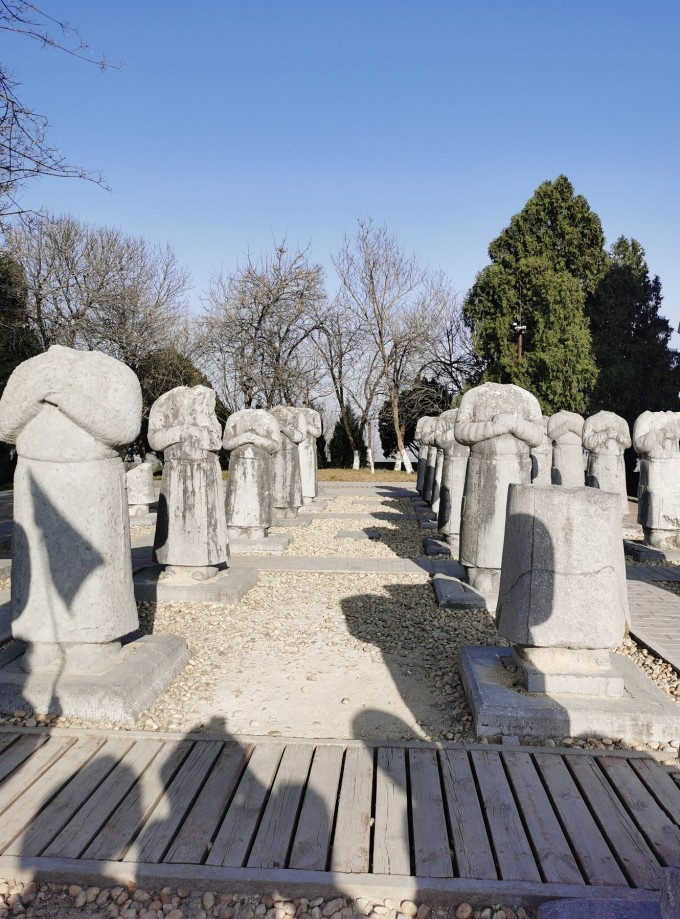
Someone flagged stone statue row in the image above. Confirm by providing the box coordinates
[416,383,680,591]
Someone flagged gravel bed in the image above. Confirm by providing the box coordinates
[0,878,534,919]
[0,577,9,591]
[129,524,156,538]
[274,518,436,559]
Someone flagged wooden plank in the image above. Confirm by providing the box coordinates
[0,736,75,812]
[409,748,453,878]
[628,758,680,825]
[84,740,193,861]
[597,757,680,867]
[207,743,284,868]
[7,736,134,857]
[440,749,496,881]
[566,755,663,890]
[289,745,344,872]
[0,733,50,785]
[165,742,252,865]
[503,751,583,885]
[248,745,315,869]
[330,746,373,874]
[471,750,539,883]
[0,733,19,758]
[45,739,165,859]
[372,747,410,876]
[534,753,627,887]
[136,740,223,864]
[0,738,103,852]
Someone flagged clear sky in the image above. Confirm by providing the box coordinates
[5,1,680,332]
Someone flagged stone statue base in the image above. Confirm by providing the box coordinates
[274,506,299,519]
[227,534,293,556]
[133,564,258,603]
[0,634,189,724]
[512,646,625,697]
[643,526,680,550]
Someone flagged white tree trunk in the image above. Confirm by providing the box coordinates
[401,450,413,473]
[393,455,402,471]
[366,448,375,474]
[352,450,360,470]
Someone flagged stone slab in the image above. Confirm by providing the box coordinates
[133,565,258,603]
[432,573,490,611]
[303,500,329,514]
[227,534,293,555]
[538,899,660,919]
[272,514,313,528]
[459,645,680,743]
[417,518,438,530]
[624,540,680,564]
[422,537,451,557]
[0,634,189,724]
[335,530,381,540]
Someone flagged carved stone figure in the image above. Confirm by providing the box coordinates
[455,382,543,593]
[149,385,228,578]
[298,407,322,504]
[434,409,469,541]
[633,410,680,548]
[583,411,631,516]
[420,417,438,504]
[547,410,585,487]
[270,406,306,518]
[415,416,435,495]
[126,461,156,515]
[530,416,553,486]
[223,409,281,540]
[0,345,142,674]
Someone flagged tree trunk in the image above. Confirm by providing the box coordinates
[390,389,413,473]
[393,455,402,471]
[366,448,375,474]
[400,449,413,473]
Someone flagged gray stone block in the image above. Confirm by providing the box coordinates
[272,514,312,528]
[538,898,660,918]
[0,634,189,724]
[512,646,625,697]
[459,645,680,743]
[432,574,489,610]
[227,534,293,555]
[624,540,680,565]
[133,565,258,603]
[335,530,381,541]
[422,537,451,557]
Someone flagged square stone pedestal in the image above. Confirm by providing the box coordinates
[459,645,680,743]
[513,646,625,697]
[133,565,258,603]
[431,573,495,611]
[0,634,189,724]
[227,533,292,555]
[422,537,451,557]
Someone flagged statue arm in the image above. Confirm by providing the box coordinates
[44,384,141,447]
[223,431,277,452]
[148,423,184,452]
[510,417,544,448]
[0,367,46,443]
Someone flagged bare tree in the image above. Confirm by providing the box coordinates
[419,275,479,396]
[332,218,439,473]
[200,242,326,412]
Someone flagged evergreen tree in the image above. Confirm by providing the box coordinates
[328,405,366,468]
[464,176,604,413]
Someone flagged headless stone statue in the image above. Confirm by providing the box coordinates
[149,385,228,579]
[434,408,469,541]
[455,382,543,594]
[298,407,322,504]
[415,416,435,495]
[223,409,281,540]
[583,410,631,516]
[126,461,156,515]
[0,345,142,674]
[530,416,553,486]
[633,410,680,549]
[547,410,585,487]
[420,417,438,504]
[270,406,305,518]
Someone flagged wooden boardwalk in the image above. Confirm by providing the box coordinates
[0,729,679,906]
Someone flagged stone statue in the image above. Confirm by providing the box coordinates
[633,410,680,548]
[455,382,543,593]
[583,410,631,516]
[0,345,142,674]
[126,461,156,516]
[530,416,553,486]
[149,385,228,579]
[547,410,585,487]
[223,409,281,540]
[434,408,469,542]
[420,417,438,504]
[298,407,322,505]
[270,406,305,518]
[415,416,435,495]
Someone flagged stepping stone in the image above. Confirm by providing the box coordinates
[335,530,381,541]
[228,534,292,555]
[133,565,258,603]
[431,573,489,610]
[417,517,438,530]
[624,540,680,564]
[422,537,451,557]
[272,514,313,528]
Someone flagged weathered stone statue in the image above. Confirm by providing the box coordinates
[149,385,228,579]
[497,484,629,696]
[530,416,553,486]
[434,409,469,542]
[415,416,435,494]
[583,410,631,516]
[126,461,156,516]
[223,409,281,540]
[431,446,445,515]
[420,416,438,504]
[0,345,142,674]
[270,405,305,518]
[633,410,680,548]
[298,407,322,505]
[455,382,543,594]
[547,410,585,487]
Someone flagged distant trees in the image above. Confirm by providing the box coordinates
[464,176,602,414]
[377,378,451,459]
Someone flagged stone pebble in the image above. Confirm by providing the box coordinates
[0,880,535,919]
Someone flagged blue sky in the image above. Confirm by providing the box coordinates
[5,1,680,331]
